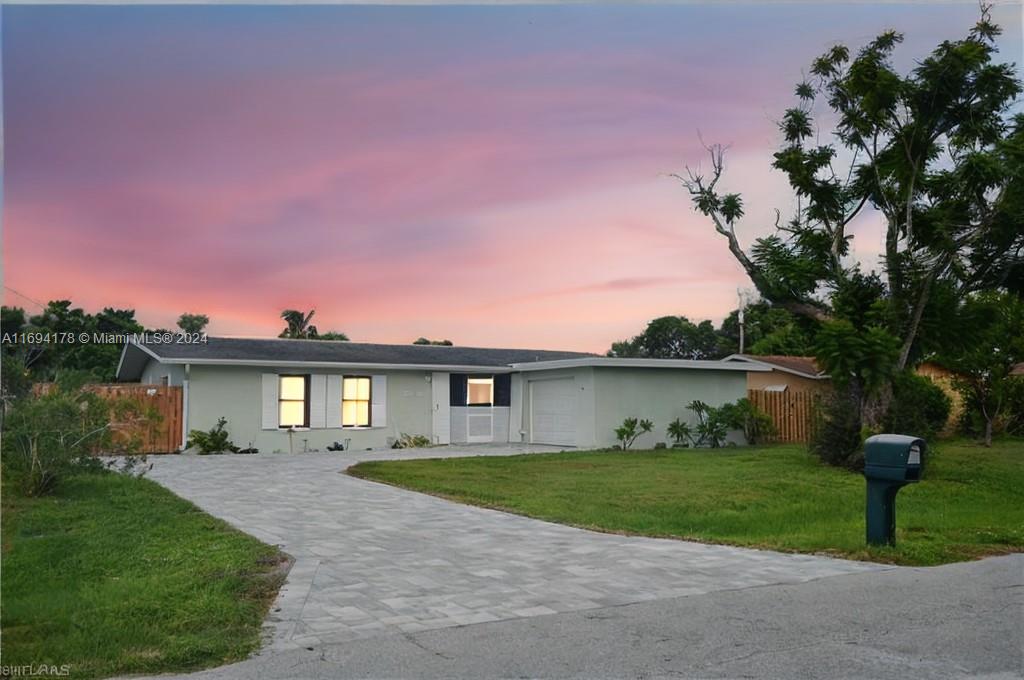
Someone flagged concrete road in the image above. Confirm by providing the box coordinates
[141,552,1023,679]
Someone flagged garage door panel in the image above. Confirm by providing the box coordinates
[530,378,575,446]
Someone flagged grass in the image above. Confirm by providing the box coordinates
[1,471,288,679]
[349,438,1024,566]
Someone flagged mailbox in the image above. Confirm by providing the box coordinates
[863,434,925,546]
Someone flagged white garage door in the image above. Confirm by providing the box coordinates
[529,378,576,446]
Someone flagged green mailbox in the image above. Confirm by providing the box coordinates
[863,434,925,546]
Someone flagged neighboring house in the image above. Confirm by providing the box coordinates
[915,361,965,435]
[722,354,829,392]
[116,337,767,452]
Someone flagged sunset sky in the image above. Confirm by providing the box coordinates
[4,3,1021,352]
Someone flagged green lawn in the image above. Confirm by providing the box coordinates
[350,438,1024,566]
[1,472,288,679]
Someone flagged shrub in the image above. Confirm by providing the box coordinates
[666,418,693,447]
[393,433,432,449]
[809,387,863,470]
[885,372,951,439]
[687,401,728,448]
[186,417,239,454]
[1,388,112,496]
[615,417,653,449]
[718,398,777,445]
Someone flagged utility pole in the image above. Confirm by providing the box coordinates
[737,288,752,354]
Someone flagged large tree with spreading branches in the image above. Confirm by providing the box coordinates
[678,7,1023,454]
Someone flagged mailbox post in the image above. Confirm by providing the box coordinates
[863,434,925,546]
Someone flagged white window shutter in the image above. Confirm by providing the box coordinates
[371,375,387,428]
[325,375,342,428]
[261,373,279,430]
[309,374,326,428]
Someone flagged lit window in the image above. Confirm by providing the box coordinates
[342,376,371,427]
[467,377,493,406]
[279,375,308,428]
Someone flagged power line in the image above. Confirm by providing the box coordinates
[3,286,48,311]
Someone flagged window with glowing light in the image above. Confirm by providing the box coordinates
[467,377,494,407]
[342,376,371,427]
[279,375,309,428]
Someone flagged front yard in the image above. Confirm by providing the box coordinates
[350,438,1024,566]
[1,471,288,679]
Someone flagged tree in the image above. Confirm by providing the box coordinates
[413,338,453,346]
[608,315,723,359]
[940,291,1024,446]
[177,313,209,334]
[678,8,1023,442]
[279,309,318,339]
[317,331,350,341]
[718,302,816,356]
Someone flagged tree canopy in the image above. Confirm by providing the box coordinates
[678,7,1022,434]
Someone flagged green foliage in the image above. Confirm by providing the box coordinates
[666,418,693,447]
[718,398,778,445]
[813,320,899,394]
[681,8,1024,448]
[393,433,432,449]
[687,400,729,448]
[1,301,144,382]
[1,387,112,496]
[615,417,654,450]
[176,313,209,334]
[317,331,350,341]
[938,291,1024,445]
[608,315,723,359]
[186,417,240,455]
[810,387,864,470]
[279,309,318,339]
[885,372,952,439]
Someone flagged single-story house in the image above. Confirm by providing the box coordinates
[722,354,828,393]
[116,337,768,452]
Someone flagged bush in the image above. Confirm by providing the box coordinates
[885,372,952,439]
[615,417,653,449]
[718,398,777,445]
[687,401,728,448]
[1,388,112,496]
[666,418,692,447]
[186,417,239,454]
[393,433,432,449]
[809,387,863,470]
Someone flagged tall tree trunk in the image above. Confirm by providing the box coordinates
[861,382,892,432]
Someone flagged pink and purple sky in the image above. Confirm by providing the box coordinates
[3,4,1021,352]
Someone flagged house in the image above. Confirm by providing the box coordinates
[116,337,767,451]
[722,354,828,393]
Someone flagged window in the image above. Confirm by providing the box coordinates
[279,375,309,428]
[467,377,494,406]
[342,376,371,427]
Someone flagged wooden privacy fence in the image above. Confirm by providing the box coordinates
[34,383,183,453]
[747,388,819,444]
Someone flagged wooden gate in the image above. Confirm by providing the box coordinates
[33,383,183,453]
[90,384,183,453]
[747,389,818,443]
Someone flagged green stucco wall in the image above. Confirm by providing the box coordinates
[186,365,433,452]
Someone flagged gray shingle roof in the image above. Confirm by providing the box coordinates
[138,336,595,367]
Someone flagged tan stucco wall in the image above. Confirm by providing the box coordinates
[746,369,827,393]
[185,365,433,452]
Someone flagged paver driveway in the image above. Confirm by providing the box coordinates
[146,447,887,651]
